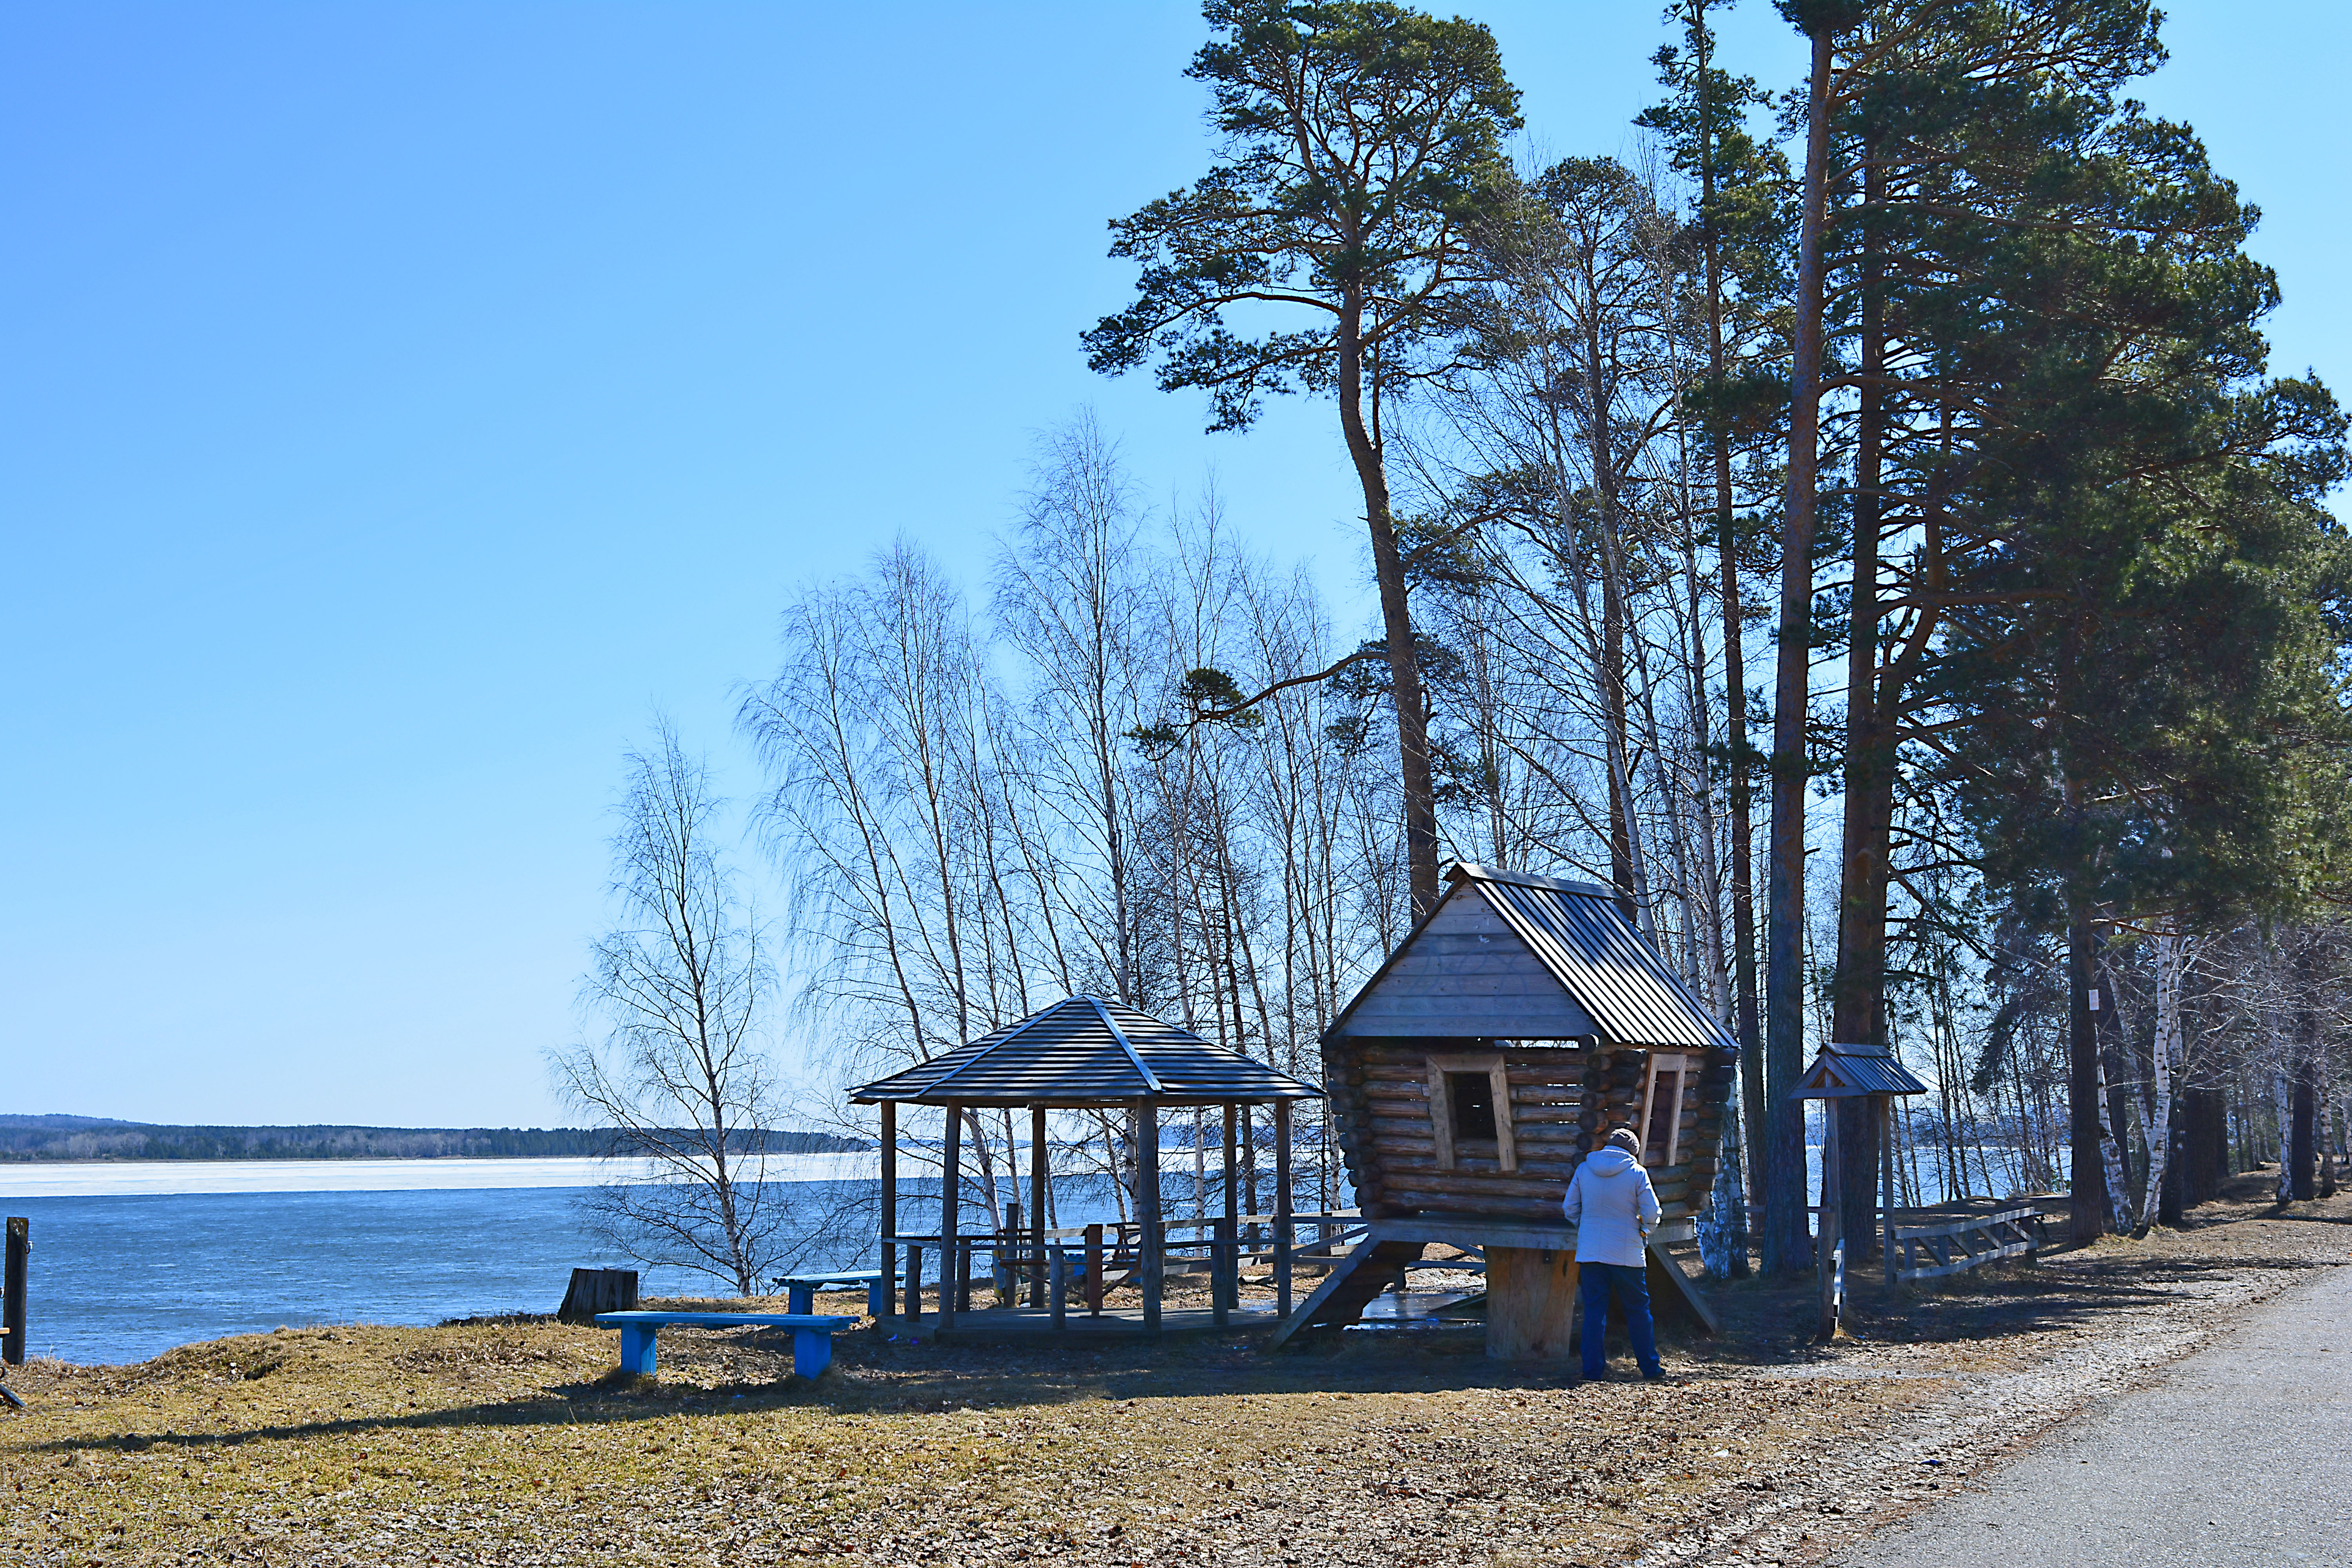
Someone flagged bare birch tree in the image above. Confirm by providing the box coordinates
[552,722,798,1295]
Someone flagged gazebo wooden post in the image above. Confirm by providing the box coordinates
[1221,1103,1239,1311]
[878,1101,898,1321]
[940,1102,962,1333]
[1029,1105,1049,1309]
[1274,1098,1294,1319]
[1138,1097,1163,1334]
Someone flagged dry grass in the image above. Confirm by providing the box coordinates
[3,1172,2346,1568]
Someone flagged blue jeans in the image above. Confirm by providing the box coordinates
[1579,1261,1660,1379]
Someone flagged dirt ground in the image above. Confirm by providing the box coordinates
[2,1170,2345,1568]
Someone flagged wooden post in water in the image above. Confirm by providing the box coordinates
[1029,1105,1049,1308]
[2,1218,25,1367]
[939,1102,961,1333]
[1274,1100,1294,1319]
[878,1102,898,1321]
[1138,1098,1163,1334]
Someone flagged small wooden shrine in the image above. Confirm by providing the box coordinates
[1274,863,1739,1357]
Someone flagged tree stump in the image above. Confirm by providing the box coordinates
[555,1268,639,1325]
[1485,1246,1578,1360]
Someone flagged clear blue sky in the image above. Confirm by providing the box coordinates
[5,3,2344,1129]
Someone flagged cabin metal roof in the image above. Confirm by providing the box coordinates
[848,995,1325,1107]
[1324,863,1738,1053]
[1792,1043,1930,1098]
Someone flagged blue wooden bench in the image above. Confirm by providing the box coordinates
[768,1270,892,1317]
[594,1311,859,1380]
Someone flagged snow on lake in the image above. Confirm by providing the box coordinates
[0,1152,880,1199]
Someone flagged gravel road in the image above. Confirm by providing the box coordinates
[1836,1255,2352,1566]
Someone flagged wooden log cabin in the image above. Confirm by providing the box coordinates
[1272,863,1739,1357]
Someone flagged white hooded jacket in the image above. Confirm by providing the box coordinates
[1560,1145,1662,1268]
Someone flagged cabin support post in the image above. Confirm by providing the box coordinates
[940,1102,961,1333]
[1029,1105,1049,1308]
[1138,1098,1163,1334]
[878,1102,898,1321]
[1274,1098,1294,1318]
[1485,1246,1579,1360]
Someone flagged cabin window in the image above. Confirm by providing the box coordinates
[1447,1072,1499,1142]
[1425,1052,1517,1173]
[1639,1053,1692,1167]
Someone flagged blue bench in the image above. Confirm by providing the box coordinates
[768,1270,892,1317]
[594,1311,859,1380]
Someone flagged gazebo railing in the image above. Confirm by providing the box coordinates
[877,1210,1363,1332]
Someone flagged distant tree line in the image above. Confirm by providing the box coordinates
[0,1114,865,1164]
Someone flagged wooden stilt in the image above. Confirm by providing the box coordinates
[1486,1247,1579,1361]
[1139,1098,1163,1334]
[940,1102,961,1333]
[1274,1099,1294,1319]
[1030,1105,1049,1308]
[878,1102,898,1321]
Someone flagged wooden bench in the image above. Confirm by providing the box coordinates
[769,1270,891,1317]
[594,1311,859,1380]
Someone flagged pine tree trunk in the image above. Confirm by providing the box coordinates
[1763,20,1836,1277]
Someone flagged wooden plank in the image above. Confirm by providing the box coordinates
[1894,1238,2035,1281]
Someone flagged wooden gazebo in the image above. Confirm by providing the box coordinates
[851,994,1323,1336]
[1276,863,1739,1357]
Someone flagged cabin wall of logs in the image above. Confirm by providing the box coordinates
[1326,1037,1738,1224]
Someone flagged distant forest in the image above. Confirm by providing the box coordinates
[0,1114,868,1163]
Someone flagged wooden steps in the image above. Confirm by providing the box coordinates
[1264,1236,1429,1348]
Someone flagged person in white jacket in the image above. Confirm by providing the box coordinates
[1559,1125,1664,1381]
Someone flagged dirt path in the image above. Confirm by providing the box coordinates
[1829,1259,2352,1567]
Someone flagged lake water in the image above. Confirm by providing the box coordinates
[0,1142,2057,1367]
[0,1157,881,1366]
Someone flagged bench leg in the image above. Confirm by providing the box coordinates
[788,1284,813,1315]
[618,1325,658,1377]
[793,1328,833,1380]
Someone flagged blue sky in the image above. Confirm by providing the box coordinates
[5,2,2345,1129]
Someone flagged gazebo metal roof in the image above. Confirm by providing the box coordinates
[849,995,1324,1108]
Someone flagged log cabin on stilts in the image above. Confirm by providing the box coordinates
[1270,863,1739,1359]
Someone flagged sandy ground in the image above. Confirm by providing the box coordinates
[2,1171,2344,1567]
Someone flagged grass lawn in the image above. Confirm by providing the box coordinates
[3,1171,2344,1567]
